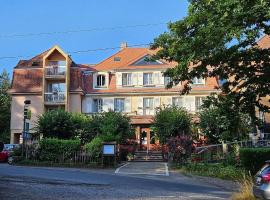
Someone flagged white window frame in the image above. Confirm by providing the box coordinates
[164,76,172,87]
[143,98,154,115]
[122,73,132,86]
[172,97,184,107]
[143,73,154,86]
[96,74,106,88]
[93,99,103,113]
[195,96,206,111]
[114,98,125,112]
[192,77,205,85]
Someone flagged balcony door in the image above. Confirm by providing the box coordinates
[143,98,154,115]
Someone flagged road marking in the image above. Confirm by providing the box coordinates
[115,163,129,174]
[165,163,169,176]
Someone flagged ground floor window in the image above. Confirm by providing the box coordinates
[93,99,103,113]
[114,98,125,112]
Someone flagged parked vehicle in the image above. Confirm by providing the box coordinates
[0,144,21,163]
[253,160,270,199]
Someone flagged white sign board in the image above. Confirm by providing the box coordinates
[103,144,115,155]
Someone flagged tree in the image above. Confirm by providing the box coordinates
[34,109,76,140]
[90,111,133,143]
[0,70,11,143]
[153,105,192,144]
[152,0,270,122]
[199,94,252,143]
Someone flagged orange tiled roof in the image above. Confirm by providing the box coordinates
[257,35,270,49]
[94,48,175,71]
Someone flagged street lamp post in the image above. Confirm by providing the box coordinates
[22,100,31,157]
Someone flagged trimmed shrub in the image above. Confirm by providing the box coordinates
[39,138,81,161]
[84,137,103,158]
[240,148,270,174]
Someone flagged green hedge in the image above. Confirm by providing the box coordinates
[39,138,81,161]
[240,148,270,174]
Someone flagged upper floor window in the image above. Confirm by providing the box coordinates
[122,73,132,86]
[172,97,183,107]
[97,74,106,87]
[164,76,172,87]
[192,77,205,85]
[114,98,125,112]
[47,83,66,93]
[143,73,153,86]
[195,96,206,111]
[93,99,103,113]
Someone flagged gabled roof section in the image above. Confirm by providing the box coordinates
[43,45,68,60]
[257,35,270,49]
[130,54,164,66]
[94,48,174,71]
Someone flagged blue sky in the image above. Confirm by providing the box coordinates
[0,0,189,75]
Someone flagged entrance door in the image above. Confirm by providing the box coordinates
[140,131,148,150]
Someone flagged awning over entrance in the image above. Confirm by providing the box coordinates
[130,115,154,125]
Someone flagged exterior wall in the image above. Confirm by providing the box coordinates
[82,94,208,115]
[10,95,43,143]
[69,94,82,113]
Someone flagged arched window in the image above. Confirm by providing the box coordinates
[97,74,106,87]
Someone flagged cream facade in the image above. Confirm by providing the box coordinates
[9,45,220,147]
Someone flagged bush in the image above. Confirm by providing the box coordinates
[240,148,270,174]
[153,105,192,144]
[89,111,133,143]
[39,138,81,161]
[84,137,103,158]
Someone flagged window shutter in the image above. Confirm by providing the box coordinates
[132,73,137,86]
[154,97,160,109]
[160,72,165,85]
[125,97,131,113]
[105,74,109,87]
[103,98,114,111]
[137,97,143,115]
[116,72,122,86]
[138,72,143,86]
[184,96,195,112]
[166,97,172,106]
[154,72,160,85]
[93,74,97,88]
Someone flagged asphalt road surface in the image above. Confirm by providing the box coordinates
[0,163,232,200]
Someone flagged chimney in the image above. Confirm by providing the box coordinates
[120,42,128,50]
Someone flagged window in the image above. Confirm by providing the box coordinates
[172,97,184,107]
[93,99,103,113]
[97,74,106,87]
[114,57,121,61]
[47,83,66,93]
[122,73,132,86]
[164,76,172,87]
[192,77,205,84]
[143,98,154,115]
[114,98,125,112]
[195,97,205,111]
[143,73,153,86]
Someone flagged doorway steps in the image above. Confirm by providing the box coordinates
[133,151,164,162]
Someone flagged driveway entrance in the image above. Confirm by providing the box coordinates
[115,162,169,176]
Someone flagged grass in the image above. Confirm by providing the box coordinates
[231,175,257,200]
[178,162,246,181]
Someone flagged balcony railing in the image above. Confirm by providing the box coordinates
[45,66,66,76]
[44,92,65,103]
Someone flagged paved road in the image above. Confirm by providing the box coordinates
[0,163,232,200]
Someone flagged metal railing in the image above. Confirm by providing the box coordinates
[44,92,65,103]
[45,66,66,76]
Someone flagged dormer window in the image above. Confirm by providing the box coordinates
[97,74,106,87]
[192,77,205,85]
[114,57,121,62]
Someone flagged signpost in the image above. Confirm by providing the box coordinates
[102,142,117,167]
